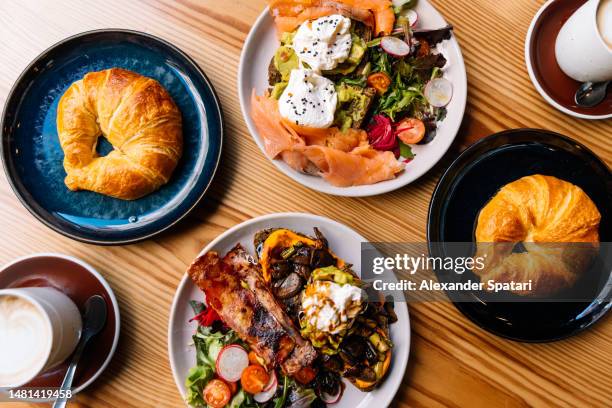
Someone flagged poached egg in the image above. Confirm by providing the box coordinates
[279,67,338,128]
[302,280,362,334]
[292,14,353,73]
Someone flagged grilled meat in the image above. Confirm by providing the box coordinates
[187,244,317,377]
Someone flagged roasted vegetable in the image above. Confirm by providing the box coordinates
[339,327,393,391]
[273,273,303,299]
[255,228,396,394]
[257,229,343,283]
[258,229,317,282]
[316,290,397,392]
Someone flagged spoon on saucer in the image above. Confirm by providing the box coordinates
[53,295,108,408]
[575,81,610,108]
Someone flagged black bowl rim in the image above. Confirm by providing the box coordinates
[427,128,612,342]
[0,28,224,246]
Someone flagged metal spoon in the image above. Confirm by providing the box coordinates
[575,81,610,108]
[52,295,108,408]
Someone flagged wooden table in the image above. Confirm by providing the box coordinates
[0,0,610,407]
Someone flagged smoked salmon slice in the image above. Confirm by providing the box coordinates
[251,92,404,186]
[301,144,403,187]
[269,0,393,36]
[284,120,368,151]
[250,90,305,158]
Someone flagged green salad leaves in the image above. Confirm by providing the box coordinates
[185,302,244,407]
[184,301,320,408]
[371,48,445,122]
[186,364,215,407]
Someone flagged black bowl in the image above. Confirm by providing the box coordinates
[427,129,611,342]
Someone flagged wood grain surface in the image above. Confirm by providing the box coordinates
[0,0,610,407]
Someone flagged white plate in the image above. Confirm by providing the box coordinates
[168,213,410,407]
[238,4,467,197]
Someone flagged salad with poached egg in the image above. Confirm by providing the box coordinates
[251,0,454,187]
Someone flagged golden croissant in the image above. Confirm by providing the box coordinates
[474,175,601,296]
[57,68,183,200]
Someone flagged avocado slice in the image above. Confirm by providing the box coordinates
[270,82,288,100]
[274,46,299,81]
[334,84,377,130]
[324,34,367,76]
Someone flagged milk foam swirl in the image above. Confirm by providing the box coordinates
[598,0,612,49]
[0,295,51,387]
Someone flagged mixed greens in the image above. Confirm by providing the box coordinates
[185,301,323,408]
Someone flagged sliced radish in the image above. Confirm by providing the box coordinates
[263,371,277,392]
[254,374,278,403]
[320,387,343,404]
[424,77,453,107]
[405,9,418,26]
[380,36,411,58]
[215,345,249,383]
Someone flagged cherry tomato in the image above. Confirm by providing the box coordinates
[294,367,317,385]
[226,380,238,395]
[248,351,263,366]
[240,365,270,394]
[396,118,426,144]
[203,379,231,408]
[367,72,392,94]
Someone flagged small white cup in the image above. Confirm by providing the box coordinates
[0,288,82,388]
[555,0,612,83]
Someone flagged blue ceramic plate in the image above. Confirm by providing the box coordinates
[1,30,223,244]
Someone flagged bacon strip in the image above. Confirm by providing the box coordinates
[187,245,317,376]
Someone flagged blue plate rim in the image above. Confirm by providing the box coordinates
[0,28,224,245]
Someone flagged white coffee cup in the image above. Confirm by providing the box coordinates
[0,288,82,388]
[555,0,612,83]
